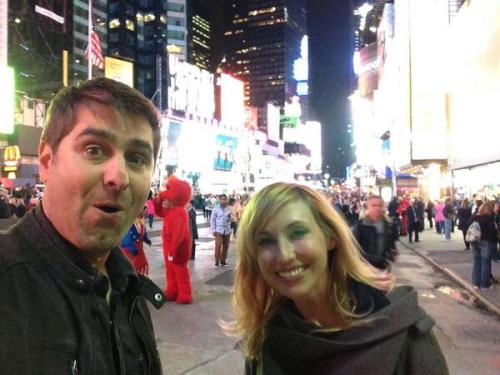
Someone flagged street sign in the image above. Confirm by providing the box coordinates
[35,5,64,25]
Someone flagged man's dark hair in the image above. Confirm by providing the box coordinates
[41,78,161,160]
[219,194,227,199]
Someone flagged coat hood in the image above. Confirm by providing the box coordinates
[261,285,435,375]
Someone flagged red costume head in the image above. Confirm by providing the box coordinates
[160,176,192,208]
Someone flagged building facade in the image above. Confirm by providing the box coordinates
[223,0,306,108]
[187,0,211,71]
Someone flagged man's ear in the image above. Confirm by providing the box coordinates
[38,142,53,183]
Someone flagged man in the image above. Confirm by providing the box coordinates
[352,195,398,270]
[407,197,425,243]
[0,78,165,374]
[211,194,232,266]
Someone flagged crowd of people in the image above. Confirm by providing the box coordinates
[5,77,499,373]
[0,183,43,219]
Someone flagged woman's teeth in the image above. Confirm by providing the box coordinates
[278,266,305,279]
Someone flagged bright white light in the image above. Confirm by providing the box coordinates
[358,2,373,30]
[358,2,373,18]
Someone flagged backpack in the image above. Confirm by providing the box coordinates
[465,221,481,242]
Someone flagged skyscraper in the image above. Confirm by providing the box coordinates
[187,0,211,71]
[107,0,169,109]
[166,0,187,61]
[223,0,306,108]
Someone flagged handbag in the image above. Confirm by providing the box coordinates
[465,221,481,242]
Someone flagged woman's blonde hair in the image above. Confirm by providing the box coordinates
[225,182,394,359]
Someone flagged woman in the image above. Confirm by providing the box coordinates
[145,191,156,229]
[468,202,496,290]
[226,182,448,375]
[434,200,445,234]
[443,198,455,240]
[457,198,472,250]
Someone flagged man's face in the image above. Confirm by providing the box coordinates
[219,196,227,207]
[365,198,384,221]
[39,104,154,259]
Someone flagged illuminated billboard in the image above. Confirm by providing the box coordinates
[0,66,14,134]
[267,103,280,142]
[293,35,309,96]
[220,73,245,129]
[168,55,215,119]
[105,57,134,88]
[408,0,448,161]
[213,134,238,171]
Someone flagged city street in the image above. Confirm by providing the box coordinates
[144,214,500,375]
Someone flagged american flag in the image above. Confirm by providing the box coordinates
[85,30,104,70]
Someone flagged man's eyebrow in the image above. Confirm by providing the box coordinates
[128,139,154,155]
[76,127,153,154]
[76,127,116,142]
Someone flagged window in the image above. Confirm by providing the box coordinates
[144,13,156,22]
[125,19,135,31]
[167,3,184,12]
[168,30,184,40]
[109,18,120,29]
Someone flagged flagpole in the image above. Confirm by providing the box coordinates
[88,0,92,80]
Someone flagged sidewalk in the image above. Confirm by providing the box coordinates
[398,227,500,316]
[145,212,244,374]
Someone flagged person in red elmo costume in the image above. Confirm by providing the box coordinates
[154,176,193,304]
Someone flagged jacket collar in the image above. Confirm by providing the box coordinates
[15,204,138,296]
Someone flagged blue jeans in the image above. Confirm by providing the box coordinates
[444,218,452,240]
[472,240,493,288]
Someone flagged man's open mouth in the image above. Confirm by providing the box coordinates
[95,204,123,214]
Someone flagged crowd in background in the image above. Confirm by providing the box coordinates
[0,183,43,219]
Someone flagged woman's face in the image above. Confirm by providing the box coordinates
[255,200,335,306]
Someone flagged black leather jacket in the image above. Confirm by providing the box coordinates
[352,217,398,269]
[0,206,165,375]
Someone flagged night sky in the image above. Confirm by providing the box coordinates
[308,0,356,179]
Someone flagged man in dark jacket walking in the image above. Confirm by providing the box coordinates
[352,195,399,270]
[0,79,166,374]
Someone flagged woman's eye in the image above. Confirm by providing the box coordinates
[258,238,275,247]
[85,145,104,158]
[290,229,307,239]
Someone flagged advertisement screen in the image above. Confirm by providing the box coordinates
[213,134,238,171]
[408,0,448,161]
[267,103,280,142]
[0,66,14,134]
[168,55,215,119]
[105,57,134,88]
[163,121,182,167]
[220,73,245,129]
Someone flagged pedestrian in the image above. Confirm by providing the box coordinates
[120,206,152,275]
[435,199,445,234]
[468,202,497,290]
[188,200,199,260]
[407,198,424,243]
[211,194,232,266]
[205,194,215,222]
[425,199,435,229]
[457,198,472,250]
[443,197,455,240]
[229,196,242,240]
[397,195,410,236]
[0,78,165,373]
[145,190,156,229]
[352,195,399,269]
[226,182,448,374]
